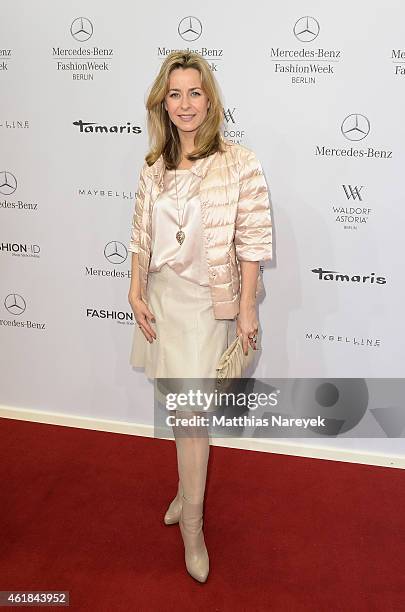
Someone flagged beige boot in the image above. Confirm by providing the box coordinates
[179,494,209,583]
[163,480,183,525]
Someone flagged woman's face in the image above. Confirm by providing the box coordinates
[164,67,210,138]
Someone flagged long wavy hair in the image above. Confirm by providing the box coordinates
[144,51,226,169]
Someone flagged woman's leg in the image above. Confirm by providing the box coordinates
[172,409,210,582]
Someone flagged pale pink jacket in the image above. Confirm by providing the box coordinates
[128,139,273,319]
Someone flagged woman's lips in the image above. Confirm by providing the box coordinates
[178,115,196,122]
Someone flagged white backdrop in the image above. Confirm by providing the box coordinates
[1,1,404,456]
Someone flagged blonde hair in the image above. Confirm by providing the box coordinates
[144,51,226,168]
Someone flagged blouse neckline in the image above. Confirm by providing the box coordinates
[166,167,192,173]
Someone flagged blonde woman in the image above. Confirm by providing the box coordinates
[128,51,273,583]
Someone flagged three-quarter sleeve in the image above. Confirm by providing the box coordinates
[234,149,273,262]
[128,163,147,254]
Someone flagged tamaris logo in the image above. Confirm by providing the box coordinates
[73,120,142,134]
[311,267,386,285]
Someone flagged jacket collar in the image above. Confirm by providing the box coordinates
[146,140,230,188]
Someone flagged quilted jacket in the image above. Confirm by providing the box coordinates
[128,139,273,319]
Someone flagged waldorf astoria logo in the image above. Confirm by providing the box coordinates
[315,114,393,159]
[332,184,373,231]
[311,267,386,285]
[72,120,142,134]
[158,16,224,71]
[269,15,342,85]
[52,17,115,81]
[222,107,247,144]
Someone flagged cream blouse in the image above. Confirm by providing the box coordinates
[149,168,210,286]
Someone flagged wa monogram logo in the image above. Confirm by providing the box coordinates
[223,108,236,123]
[342,185,364,201]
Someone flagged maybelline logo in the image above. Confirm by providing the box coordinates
[0,120,29,129]
[222,107,245,144]
[315,114,393,159]
[0,48,11,70]
[305,331,381,348]
[78,187,135,200]
[0,243,40,258]
[73,120,142,134]
[311,267,386,285]
[270,15,342,84]
[0,170,38,211]
[52,18,114,80]
[2,293,46,329]
[85,242,131,278]
[333,185,372,229]
[158,17,224,71]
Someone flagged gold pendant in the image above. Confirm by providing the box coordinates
[176,230,185,245]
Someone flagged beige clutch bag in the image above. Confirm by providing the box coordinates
[216,334,257,383]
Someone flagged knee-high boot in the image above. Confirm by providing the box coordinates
[172,410,210,583]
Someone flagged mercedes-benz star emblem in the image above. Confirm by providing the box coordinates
[293,16,320,42]
[0,171,17,195]
[5,293,26,316]
[104,241,128,265]
[341,114,370,141]
[70,17,93,42]
[178,16,202,42]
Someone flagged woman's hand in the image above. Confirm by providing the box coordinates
[128,294,156,343]
[236,301,259,355]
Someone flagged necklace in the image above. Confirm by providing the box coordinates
[173,167,191,245]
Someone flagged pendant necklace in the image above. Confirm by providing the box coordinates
[174,167,191,245]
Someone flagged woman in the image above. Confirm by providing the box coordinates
[127,50,273,583]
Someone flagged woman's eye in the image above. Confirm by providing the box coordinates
[169,92,179,98]
[191,91,201,96]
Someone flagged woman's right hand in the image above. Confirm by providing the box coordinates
[128,294,157,343]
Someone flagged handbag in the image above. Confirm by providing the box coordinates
[215,333,258,386]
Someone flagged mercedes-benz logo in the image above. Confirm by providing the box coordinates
[70,17,93,42]
[0,171,17,195]
[4,293,26,316]
[178,16,202,42]
[104,241,128,264]
[293,16,320,42]
[341,114,370,141]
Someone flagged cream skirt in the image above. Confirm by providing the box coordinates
[130,263,235,381]
[130,264,237,413]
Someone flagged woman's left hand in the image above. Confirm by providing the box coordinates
[236,302,259,355]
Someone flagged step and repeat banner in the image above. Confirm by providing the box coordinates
[1,2,404,453]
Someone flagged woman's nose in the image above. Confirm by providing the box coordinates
[180,97,191,110]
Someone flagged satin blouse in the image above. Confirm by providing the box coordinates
[148,168,210,286]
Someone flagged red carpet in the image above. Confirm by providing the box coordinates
[0,417,403,611]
